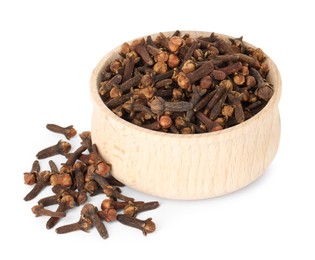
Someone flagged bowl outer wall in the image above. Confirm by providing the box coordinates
[90,31,282,200]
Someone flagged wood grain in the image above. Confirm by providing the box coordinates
[90,31,282,200]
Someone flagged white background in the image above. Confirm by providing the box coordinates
[1,1,314,259]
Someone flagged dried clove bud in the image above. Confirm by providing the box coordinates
[38,194,59,207]
[24,160,40,185]
[98,208,117,222]
[124,201,159,217]
[168,36,183,52]
[90,173,134,202]
[149,97,193,115]
[24,171,52,201]
[81,204,109,239]
[55,215,92,234]
[32,204,66,218]
[50,173,72,187]
[250,68,273,101]
[79,131,93,152]
[72,161,86,191]
[46,124,77,140]
[46,193,75,229]
[36,140,71,159]
[117,214,156,236]
[88,145,110,177]
[159,115,172,129]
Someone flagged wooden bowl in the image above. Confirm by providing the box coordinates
[90,31,281,200]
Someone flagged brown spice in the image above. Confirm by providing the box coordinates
[55,215,92,234]
[24,171,52,201]
[81,203,109,239]
[24,160,40,185]
[46,124,77,140]
[116,214,156,236]
[36,140,71,159]
[24,125,159,239]
[32,204,66,218]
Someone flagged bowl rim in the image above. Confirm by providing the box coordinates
[90,30,282,140]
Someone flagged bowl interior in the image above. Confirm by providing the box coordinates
[91,31,281,140]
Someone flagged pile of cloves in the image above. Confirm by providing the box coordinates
[99,30,273,134]
[23,124,159,239]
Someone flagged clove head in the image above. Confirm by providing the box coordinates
[98,208,117,222]
[256,84,273,101]
[24,173,36,185]
[79,131,92,152]
[148,97,165,115]
[58,193,76,208]
[142,218,156,235]
[177,72,191,90]
[79,216,93,232]
[50,173,72,187]
[81,203,97,217]
[76,191,88,205]
[168,36,183,52]
[81,203,109,239]
[56,141,71,155]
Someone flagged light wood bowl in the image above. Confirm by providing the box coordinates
[90,31,281,200]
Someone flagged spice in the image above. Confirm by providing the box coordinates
[32,204,66,218]
[36,140,71,159]
[149,97,193,115]
[23,124,159,239]
[116,214,156,236]
[37,194,59,207]
[98,207,117,222]
[46,204,68,229]
[24,170,52,201]
[55,215,92,234]
[79,131,92,152]
[159,115,172,129]
[46,124,77,140]
[90,173,134,202]
[72,161,86,191]
[99,31,273,134]
[124,201,160,217]
[81,203,109,239]
[24,160,40,185]
[250,68,274,101]
[89,144,111,177]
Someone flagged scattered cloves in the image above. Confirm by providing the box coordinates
[24,125,159,240]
